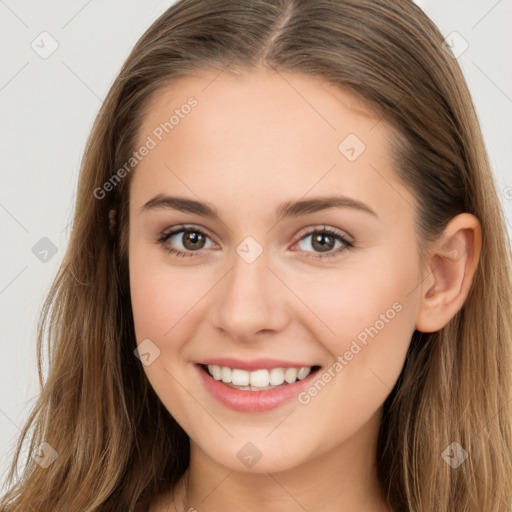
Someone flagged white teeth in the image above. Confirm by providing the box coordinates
[205,365,313,388]
[208,364,222,380]
[269,367,285,386]
[221,366,231,383]
[250,369,269,387]
[297,367,311,380]
[231,368,250,386]
[284,368,298,383]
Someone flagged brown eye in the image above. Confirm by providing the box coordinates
[295,227,354,259]
[180,230,207,250]
[310,232,336,252]
[157,226,215,257]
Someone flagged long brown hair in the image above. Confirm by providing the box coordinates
[1,1,511,510]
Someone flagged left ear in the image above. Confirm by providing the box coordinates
[415,213,482,333]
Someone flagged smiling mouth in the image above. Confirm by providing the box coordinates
[199,363,322,391]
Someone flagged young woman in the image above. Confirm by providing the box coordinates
[1,1,511,511]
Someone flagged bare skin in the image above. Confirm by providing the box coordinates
[126,66,481,512]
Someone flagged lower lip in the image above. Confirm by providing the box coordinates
[196,364,320,412]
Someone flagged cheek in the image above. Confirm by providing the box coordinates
[128,237,221,352]
[130,264,201,342]
[294,252,417,380]
[288,260,416,447]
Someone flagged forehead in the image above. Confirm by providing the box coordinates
[129,67,414,223]
[137,66,381,146]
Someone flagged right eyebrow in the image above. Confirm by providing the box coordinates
[140,194,221,219]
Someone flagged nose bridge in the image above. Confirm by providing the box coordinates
[212,236,287,337]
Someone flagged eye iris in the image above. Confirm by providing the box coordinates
[183,231,205,250]
[312,232,335,252]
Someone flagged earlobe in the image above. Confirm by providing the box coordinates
[415,213,482,333]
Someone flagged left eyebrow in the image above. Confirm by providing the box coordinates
[140,193,378,220]
[275,195,377,220]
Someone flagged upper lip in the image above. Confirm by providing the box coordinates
[197,357,319,371]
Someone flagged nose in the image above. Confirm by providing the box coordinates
[211,245,290,342]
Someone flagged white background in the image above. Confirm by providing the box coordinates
[1,0,511,488]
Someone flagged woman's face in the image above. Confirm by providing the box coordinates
[128,67,422,473]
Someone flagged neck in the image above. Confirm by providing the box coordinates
[172,408,392,512]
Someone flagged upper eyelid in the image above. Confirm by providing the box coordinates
[162,224,218,244]
[294,224,353,242]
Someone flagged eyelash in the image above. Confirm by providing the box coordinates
[156,224,354,260]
